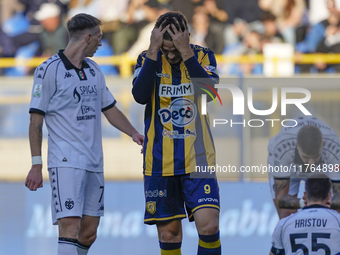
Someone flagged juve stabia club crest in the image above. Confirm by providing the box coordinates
[146,201,156,215]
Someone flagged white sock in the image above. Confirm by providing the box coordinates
[58,238,78,255]
[77,241,90,255]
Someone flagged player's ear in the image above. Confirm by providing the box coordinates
[327,191,332,201]
[85,33,92,44]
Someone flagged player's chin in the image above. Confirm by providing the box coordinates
[168,58,181,64]
[86,52,95,58]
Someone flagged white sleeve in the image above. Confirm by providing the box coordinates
[100,72,116,111]
[29,65,55,114]
[271,219,285,251]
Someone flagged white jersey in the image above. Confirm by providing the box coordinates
[271,205,340,255]
[29,51,116,172]
[268,117,340,195]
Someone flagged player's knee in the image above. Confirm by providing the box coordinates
[58,219,81,239]
[79,230,97,246]
[198,221,219,235]
[159,231,181,243]
[158,226,182,243]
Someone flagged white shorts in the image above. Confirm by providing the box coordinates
[48,167,104,225]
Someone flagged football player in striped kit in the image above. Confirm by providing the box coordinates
[132,11,221,255]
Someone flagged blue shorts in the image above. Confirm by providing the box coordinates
[144,174,220,225]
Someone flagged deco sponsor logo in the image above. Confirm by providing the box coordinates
[159,83,194,97]
[158,98,197,127]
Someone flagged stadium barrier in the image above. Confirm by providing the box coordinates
[0,67,340,181]
[1,53,340,77]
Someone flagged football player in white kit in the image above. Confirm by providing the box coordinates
[270,174,340,255]
[268,117,340,219]
[25,14,144,255]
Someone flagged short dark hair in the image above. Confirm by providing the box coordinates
[67,13,101,38]
[297,125,323,155]
[305,174,331,202]
[155,11,188,41]
[260,11,277,22]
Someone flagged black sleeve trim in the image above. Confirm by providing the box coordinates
[101,100,117,112]
[274,177,290,180]
[29,108,46,116]
[271,247,285,255]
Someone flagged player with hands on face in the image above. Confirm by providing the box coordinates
[132,11,221,255]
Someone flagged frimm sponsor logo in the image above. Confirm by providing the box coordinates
[201,84,312,128]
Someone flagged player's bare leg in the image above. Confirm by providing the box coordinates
[194,208,221,255]
[57,215,99,255]
[77,215,100,254]
[57,217,81,254]
[157,220,182,254]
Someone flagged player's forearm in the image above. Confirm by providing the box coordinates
[132,57,157,104]
[278,194,300,209]
[184,56,215,80]
[104,106,138,138]
[29,114,43,157]
[184,56,218,100]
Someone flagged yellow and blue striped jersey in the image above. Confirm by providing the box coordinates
[133,44,219,176]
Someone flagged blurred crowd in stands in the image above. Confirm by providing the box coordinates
[1,0,340,76]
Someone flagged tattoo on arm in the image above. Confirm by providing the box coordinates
[331,182,340,209]
[36,123,43,155]
[275,179,300,209]
[278,194,300,209]
[274,179,289,196]
[29,115,43,156]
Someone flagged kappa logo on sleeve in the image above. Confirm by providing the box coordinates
[33,84,42,98]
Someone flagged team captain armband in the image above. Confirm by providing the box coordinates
[271,247,284,255]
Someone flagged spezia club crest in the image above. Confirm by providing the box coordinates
[33,84,42,98]
[89,68,96,77]
[65,198,74,210]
